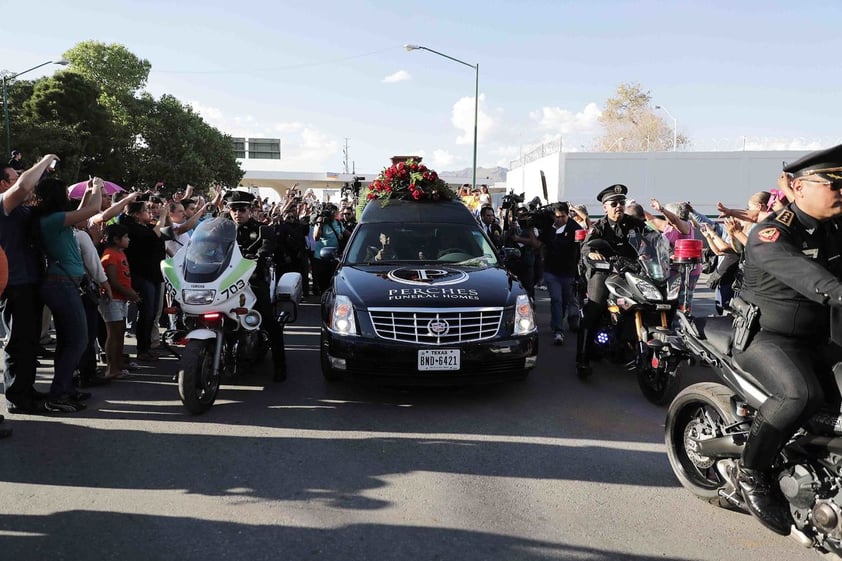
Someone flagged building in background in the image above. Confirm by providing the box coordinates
[506,139,809,215]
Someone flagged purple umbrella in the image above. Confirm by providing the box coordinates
[67,180,126,200]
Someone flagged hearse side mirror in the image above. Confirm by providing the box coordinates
[502,247,521,262]
[319,247,340,261]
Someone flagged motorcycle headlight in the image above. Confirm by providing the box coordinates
[514,294,536,335]
[667,276,682,300]
[183,289,216,305]
[330,295,357,335]
[633,279,663,301]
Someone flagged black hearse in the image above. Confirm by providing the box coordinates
[319,198,538,385]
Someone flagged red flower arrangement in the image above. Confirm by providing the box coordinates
[366,158,456,205]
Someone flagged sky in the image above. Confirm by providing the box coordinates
[2,0,841,176]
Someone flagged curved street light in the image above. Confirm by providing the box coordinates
[404,44,479,191]
[2,59,69,155]
[654,104,677,152]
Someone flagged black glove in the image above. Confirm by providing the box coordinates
[706,270,722,289]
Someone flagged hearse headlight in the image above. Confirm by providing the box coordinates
[183,289,216,305]
[330,295,357,335]
[514,294,536,335]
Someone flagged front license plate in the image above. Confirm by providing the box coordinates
[418,349,460,371]
[656,304,672,310]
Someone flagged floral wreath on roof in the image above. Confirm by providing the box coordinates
[366,158,456,206]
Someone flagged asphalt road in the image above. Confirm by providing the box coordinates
[0,283,819,561]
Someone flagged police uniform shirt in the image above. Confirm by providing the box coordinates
[740,204,842,337]
[584,214,647,259]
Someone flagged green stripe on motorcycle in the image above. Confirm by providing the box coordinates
[162,259,180,291]
[220,258,256,291]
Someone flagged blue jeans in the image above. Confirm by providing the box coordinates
[132,277,161,354]
[40,276,87,396]
[544,271,578,335]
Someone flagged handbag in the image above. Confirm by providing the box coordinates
[79,274,102,305]
[52,258,102,305]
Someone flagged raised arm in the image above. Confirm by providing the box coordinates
[2,154,59,213]
[91,191,140,224]
[717,202,760,223]
[64,177,103,226]
[651,198,690,235]
[173,202,210,235]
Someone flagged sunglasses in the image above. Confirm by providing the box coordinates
[606,200,626,208]
[802,178,842,191]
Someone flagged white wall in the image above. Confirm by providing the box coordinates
[506,150,809,215]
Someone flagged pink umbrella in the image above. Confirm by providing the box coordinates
[67,180,126,200]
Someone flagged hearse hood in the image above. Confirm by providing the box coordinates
[335,265,521,308]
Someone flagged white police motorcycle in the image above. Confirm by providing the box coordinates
[161,217,301,415]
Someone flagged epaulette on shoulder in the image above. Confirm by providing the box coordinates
[776,209,794,227]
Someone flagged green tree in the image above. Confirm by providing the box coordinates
[62,41,151,100]
[10,41,242,192]
[132,94,243,194]
[594,82,689,152]
[19,71,115,180]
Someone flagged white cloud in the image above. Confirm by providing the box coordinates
[274,122,305,133]
[742,137,824,151]
[429,149,457,169]
[452,94,493,145]
[382,70,411,83]
[529,102,603,135]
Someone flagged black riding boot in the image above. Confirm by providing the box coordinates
[736,414,792,536]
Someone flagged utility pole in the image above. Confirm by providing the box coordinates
[343,138,350,174]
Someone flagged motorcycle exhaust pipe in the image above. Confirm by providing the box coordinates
[694,435,742,458]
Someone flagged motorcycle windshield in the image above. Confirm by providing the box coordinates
[628,230,672,282]
[183,217,237,282]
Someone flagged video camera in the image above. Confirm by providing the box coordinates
[517,206,556,232]
[501,190,525,211]
[310,202,338,223]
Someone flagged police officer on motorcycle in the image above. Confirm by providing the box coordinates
[223,190,288,382]
[730,144,842,536]
[576,184,647,378]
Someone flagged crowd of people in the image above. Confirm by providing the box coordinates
[468,171,804,371]
[471,143,842,540]
[0,157,365,434]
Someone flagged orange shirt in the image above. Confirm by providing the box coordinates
[101,247,132,301]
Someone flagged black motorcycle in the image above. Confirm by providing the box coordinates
[666,309,842,556]
[582,230,688,404]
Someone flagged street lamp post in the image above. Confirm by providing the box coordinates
[404,44,479,191]
[654,104,677,152]
[2,59,68,155]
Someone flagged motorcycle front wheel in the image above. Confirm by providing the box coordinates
[178,339,219,415]
[665,382,737,503]
[636,347,680,406]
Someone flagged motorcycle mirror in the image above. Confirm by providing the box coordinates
[160,226,176,242]
[584,238,612,255]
